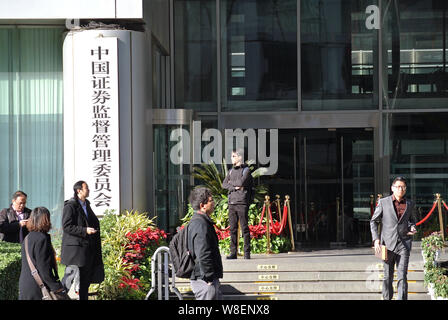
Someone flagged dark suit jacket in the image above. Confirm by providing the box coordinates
[222,164,252,205]
[0,206,31,243]
[61,198,103,269]
[370,195,417,253]
[19,231,63,300]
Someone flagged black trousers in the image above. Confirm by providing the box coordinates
[78,249,96,301]
[78,264,94,300]
[228,204,250,255]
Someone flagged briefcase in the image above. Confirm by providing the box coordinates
[374,245,388,262]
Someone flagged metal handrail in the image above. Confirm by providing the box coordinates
[144,246,183,300]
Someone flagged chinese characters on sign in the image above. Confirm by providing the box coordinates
[88,40,119,211]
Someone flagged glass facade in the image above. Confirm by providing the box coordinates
[166,0,448,243]
[382,1,448,109]
[266,129,374,245]
[385,113,448,236]
[173,0,448,111]
[221,0,297,111]
[0,27,64,230]
[153,125,191,233]
[174,0,217,111]
[301,0,379,110]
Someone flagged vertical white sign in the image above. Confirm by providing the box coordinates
[74,37,120,215]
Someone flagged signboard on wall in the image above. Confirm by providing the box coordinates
[72,36,120,215]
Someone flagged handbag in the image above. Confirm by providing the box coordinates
[24,237,70,300]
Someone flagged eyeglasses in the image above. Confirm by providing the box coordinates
[393,185,406,190]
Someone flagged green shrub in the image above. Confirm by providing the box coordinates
[218,233,292,255]
[93,210,166,300]
[183,200,292,255]
[0,242,21,300]
[422,232,448,299]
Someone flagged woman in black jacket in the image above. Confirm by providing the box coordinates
[19,207,65,300]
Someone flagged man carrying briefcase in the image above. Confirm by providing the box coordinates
[370,176,417,300]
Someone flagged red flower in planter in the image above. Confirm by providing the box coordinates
[214,225,230,240]
[119,277,141,290]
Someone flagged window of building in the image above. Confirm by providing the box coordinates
[174,0,217,111]
[385,113,448,233]
[152,44,170,108]
[301,0,379,111]
[221,0,298,111]
[0,27,64,227]
[382,0,448,109]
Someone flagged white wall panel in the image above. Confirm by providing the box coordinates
[0,0,143,19]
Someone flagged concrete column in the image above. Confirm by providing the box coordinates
[63,29,148,216]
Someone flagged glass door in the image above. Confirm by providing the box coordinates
[153,125,191,234]
[297,129,374,246]
[299,130,341,244]
[264,128,374,247]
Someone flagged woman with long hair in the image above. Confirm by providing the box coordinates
[19,207,65,300]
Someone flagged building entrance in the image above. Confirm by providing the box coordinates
[271,128,374,247]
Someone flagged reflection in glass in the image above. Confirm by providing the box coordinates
[383,0,448,109]
[301,0,378,110]
[174,0,217,111]
[386,113,448,236]
[221,0,297,111]
[153,126,191,234]
[263,129,374,246]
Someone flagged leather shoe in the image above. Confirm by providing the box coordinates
[244,254,251,259]
[226,254,237,260]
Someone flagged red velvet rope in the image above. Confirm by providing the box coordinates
[416,201,438,226]
[258,204,266,227]
[214,197,446,237]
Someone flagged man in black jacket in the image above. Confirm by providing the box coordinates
[222,149,253,259]
[0,191,31,243]
[188,187,223,300]
[61,181,103,300]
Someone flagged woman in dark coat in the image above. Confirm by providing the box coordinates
[19,207,65,300]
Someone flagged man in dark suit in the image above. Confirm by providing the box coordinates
[0,191,31,243]
[370,176,417,300]
[222,149,253,260]
[61,181,103,300]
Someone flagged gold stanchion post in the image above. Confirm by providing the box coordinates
[285,195,295,252]
[336,197,341,242]
[276,195,282,222]
[436,193,445,242]
[377,194,383,202]
[265,195,272,254]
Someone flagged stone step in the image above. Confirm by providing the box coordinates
[220,293,430,300]
[174,292,430,301]
[170,244,430,300]
[220,260,424,272]
[176,270,425,282]
[176,281,427,295]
